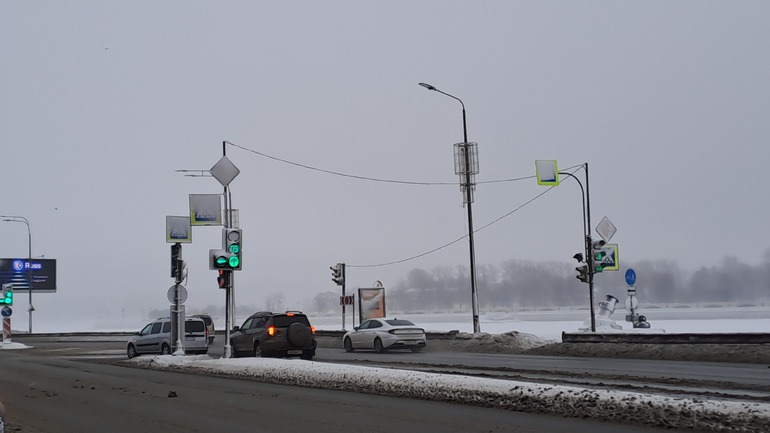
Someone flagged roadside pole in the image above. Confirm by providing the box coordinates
[210,142,241,359]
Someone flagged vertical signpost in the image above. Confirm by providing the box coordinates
[166,216,191,355]
[209,145,240,358]
[536,161,621,332]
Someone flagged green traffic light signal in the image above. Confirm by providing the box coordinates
[228,244,240,254]
[216,256,228,266]
[228,256,240,268]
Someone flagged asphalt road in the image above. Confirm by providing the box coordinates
[11,334,770,399]
[0,348,690,433]
[319,349,770,392]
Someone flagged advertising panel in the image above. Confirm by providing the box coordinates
[358,287,385,324]
[0,258,57,293]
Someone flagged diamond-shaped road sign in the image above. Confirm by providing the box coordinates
[210,156,240,187]
[595,216,617,243]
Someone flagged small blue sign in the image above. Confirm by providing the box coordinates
[1,306,12,317]
[625,268,637,286]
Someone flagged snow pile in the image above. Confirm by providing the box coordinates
[452,330,553,351]
[0,342,31,350]
[128,355,770,432]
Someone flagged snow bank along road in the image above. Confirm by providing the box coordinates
[130,355,770,433]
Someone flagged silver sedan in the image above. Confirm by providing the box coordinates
[343,318,426,353]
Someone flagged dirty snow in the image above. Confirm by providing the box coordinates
[128,354,770,433]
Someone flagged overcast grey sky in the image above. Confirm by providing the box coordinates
[2,1,769,326]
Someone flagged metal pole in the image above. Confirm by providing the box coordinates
[223,183,232,359]
[0,216,32,333]
[342,264,346,330]
[558,171,594,332]
[584,163,596,333]
[228,187,236,330]
[418,83,480,333]
[222,141,233,358]
[461,112,480,334]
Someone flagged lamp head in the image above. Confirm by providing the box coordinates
[418,82,436,91]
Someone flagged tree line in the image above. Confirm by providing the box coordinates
[310,250,770,313]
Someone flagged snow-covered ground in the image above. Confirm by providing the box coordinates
[3,308,770,431]
[123,354,770,433]
[19,307,766,340]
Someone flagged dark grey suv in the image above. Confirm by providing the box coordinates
[230,311,316,360]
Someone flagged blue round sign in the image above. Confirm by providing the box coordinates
[625,268,637,286]
[1,306,11,317]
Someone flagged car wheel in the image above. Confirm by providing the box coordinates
[343,337,354,352]
[373,338,385,353]
[127,344,138,359]
[253,342,262,358]
[410,346,423,353]
[301,349,314,360]
[161,343,171,355]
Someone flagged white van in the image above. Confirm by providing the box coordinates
[126,316,208,358]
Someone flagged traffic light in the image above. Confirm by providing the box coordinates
[1,284,12,306]
[171,243,182,278]
[217,270,231,288]
[223,228,242,270]
[592,240,607,273]
[573,254,588,283]
[331,263,345,286]
[576,265,589,283]
[209,249,233,270]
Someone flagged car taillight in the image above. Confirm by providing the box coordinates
[311,325,316,334]
[268,325,275,336]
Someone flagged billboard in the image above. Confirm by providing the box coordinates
[358,287,385,324]
[0,258,57,293]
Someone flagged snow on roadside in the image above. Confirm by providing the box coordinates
[0,342,31,350]
[128,355,770,433]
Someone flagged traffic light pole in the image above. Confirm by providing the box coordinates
[223,143,234,359]
[341,264,346,330]
[584,163,596,333]
[560,164,596,332]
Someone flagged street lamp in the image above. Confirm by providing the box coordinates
[419,82,481,333]
[0,215,33,333]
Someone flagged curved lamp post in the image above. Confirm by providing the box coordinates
[419,82,481,333]
[0,215,33,333]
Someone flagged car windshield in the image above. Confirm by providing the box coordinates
[272,315,311,327]
[385,319,415,326]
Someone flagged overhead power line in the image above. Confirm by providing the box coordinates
[348,185,560,268]
[226,140,540,185]
[225,140,583,268]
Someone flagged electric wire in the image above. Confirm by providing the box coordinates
[224,140,584,268]
[227,140,543,185]
[347,166,583,268]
